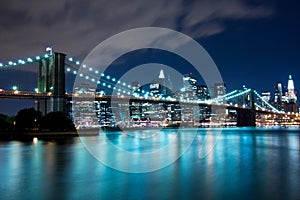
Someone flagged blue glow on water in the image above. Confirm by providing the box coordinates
[0,128,299,199]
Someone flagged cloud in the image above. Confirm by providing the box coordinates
[0,0,274,62]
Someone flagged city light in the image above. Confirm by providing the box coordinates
[2,53,299,130]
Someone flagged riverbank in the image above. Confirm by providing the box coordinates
[0,129,98,140]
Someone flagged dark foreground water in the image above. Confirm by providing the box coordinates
[0,128,299,200]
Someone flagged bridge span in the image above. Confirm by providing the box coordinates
[0,51,296,127]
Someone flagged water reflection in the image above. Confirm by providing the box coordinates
[0,128,299,199]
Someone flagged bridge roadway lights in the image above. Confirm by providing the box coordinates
[236,108,256,127]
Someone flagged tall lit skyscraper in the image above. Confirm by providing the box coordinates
[159,69,165,79]
[287,75,297,103]
[284,75,298,113]
[274,83,283,102]
[274,82,284,110]
[150,69,167,97]
[159,69,167,96]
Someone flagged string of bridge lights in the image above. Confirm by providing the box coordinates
[0,52,147,96]
[225,88,252,101]
[211,90,238,102]
[66,56,147,96]
[253,90,282,113]
[254,103,265,110]
[0,54,51,68]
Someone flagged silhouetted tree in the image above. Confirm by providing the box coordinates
[15,108,41,130]
[40,112,75,131]
[0,114,14,131]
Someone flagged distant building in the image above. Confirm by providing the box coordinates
[210,83,226,98]
[196,85,210,100]
[149,79,160,97]
[261,91,271,108]
[149,69,169,97]
[261,92,271,102]
[274,82,285,111]
[287,75,297,103]
[177,73,197,100]
[284,75,298,113]
[183,73,197,92]
[131,81,141,97]
[215,83,226,97]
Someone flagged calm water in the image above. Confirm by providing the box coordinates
[0,128,299,200]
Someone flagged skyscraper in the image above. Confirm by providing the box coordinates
[180,73,197,100]
[212,83,226,98]
[182,73,197,92]
[285,75,298,113]
[274,82,284,110]
[287,75,297,103]
[196,85,210,100]
[149,69,168,97]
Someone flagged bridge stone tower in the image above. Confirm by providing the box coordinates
[236,89,256,127]
[37,52,66,115]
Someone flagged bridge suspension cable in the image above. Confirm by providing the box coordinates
[65,56,139,95]
[210,90,238,102]
[226,88,252,100]
[0,54,51,69]
[253,90,282,113]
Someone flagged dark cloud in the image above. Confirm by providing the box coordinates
[0,0,274,62]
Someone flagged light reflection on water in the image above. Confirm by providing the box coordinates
[0,128,299,199]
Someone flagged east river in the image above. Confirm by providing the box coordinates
[0,128,299,200]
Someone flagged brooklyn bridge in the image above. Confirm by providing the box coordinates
[0,51,298,128]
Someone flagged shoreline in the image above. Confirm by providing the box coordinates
[0,130,98,141]
[1,125,299,141]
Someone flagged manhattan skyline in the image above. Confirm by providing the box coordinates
[0,0,300,115]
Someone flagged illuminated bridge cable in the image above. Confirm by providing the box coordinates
[254,103,264,110]
[0,53,51,69]
[226,89,252,100]
[211,90,238,102]
[66,71,133,94]
[254,90,281,113]
[65,58,135,94]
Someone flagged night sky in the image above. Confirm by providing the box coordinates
[0,0,300,115]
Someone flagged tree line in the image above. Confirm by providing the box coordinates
[0,108,75,132]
